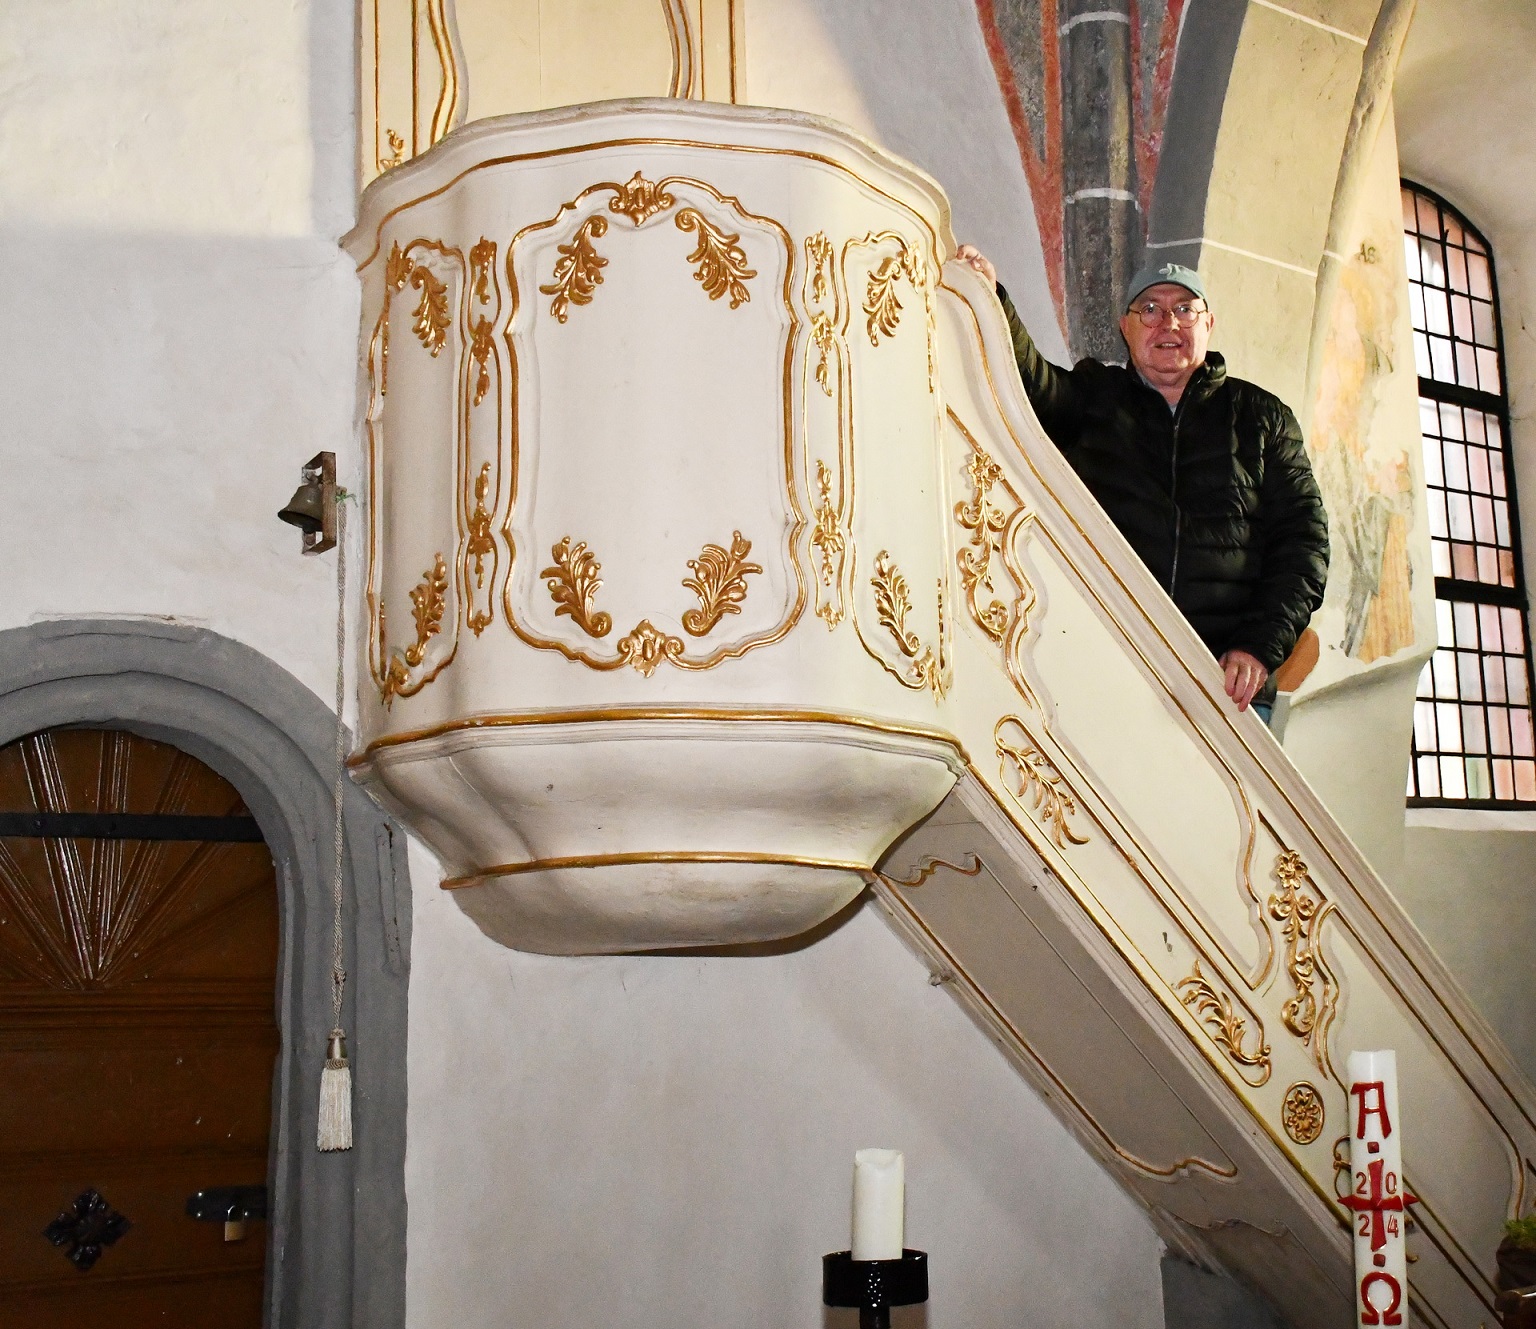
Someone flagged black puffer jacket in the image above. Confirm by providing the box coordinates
[1002,293,1329,673]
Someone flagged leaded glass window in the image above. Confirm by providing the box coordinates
[1405,182,1536,804]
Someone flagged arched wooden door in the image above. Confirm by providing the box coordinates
[0,728,279,1327]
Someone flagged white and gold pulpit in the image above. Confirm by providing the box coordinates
[345,100,962,954]
[344,99,1536,1327]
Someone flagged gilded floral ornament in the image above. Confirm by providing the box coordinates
[863,242,926,348]
[1281,1081,1326,1145]
[616,620,685,677]
[810,461,845,627]
[955,448,1015,643]
[608,171,675,226]
[870,551,947,696]
[682,532,763,637]
[469,236,497,304]
[380,553,450,706]
[409,266,451,356]
[806,232,833,305]
[1175,960,1272,1087]
[995,717,1089,849]
[676,208,755,307]
[469,317,493,406]
[541,537,613,638]
[811,313,835,396]
[1267,850,1339,1075]
[465,463,496,636]
[541,216,610,322]
[864,255,905,346]
[378,128,405,173]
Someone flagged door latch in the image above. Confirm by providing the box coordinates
[186,1185,267,1242]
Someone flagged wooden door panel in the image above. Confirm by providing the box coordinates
[0,730,279,1328]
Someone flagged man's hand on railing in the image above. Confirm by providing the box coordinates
[955,244,997,288]
[1220,649,1270,712]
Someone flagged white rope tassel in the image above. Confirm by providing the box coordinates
[318,495,354,1152]
[318,1029,352,1152]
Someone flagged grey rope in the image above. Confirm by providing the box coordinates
[330,498,348,1035]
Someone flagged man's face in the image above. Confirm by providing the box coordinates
[1119,282,1214,382]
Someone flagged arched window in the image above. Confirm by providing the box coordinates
[1404,182,1536,804]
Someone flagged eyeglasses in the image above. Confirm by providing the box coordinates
[1129,299,1208,328]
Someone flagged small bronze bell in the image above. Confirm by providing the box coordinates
[277,452,337,553]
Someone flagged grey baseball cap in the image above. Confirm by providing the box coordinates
[1125,261,1208,308]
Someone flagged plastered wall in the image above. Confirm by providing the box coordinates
[0,3,1168,1326]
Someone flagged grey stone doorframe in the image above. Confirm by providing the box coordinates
[0,618,409,1329]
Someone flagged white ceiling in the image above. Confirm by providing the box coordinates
[1394,0,1536,239]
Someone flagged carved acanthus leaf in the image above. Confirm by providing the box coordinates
[676,208,755,307]
[541,537,613,638]
[681,531,763,637]
[1176,960,1272,1087]
[864,255,904,346]
[995,718,1089,850]
[540,216,610,322]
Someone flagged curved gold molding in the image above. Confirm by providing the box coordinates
[424,0,463,148]
[442,849,871,890]
[662,0,695,98]
[502,174,806,675]
[995,717,1089,850]
[868,853,983,890]
[1176,959,1272,1088]
[351,706,970,764]
[353,139,941,276]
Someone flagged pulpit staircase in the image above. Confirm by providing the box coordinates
[342,98,1536,1329]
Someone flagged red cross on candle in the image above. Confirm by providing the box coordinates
[1343,1158,1416,1250]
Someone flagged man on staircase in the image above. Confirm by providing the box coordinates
[956,248,1330,719]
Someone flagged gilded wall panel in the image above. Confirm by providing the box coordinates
[500,174,802,674]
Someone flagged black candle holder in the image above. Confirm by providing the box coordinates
[823,1249,928,1329]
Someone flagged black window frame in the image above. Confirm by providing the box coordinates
[1405,179,1536,809]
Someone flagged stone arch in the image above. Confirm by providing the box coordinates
[0,617,408,1329]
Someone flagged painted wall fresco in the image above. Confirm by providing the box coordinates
[1312,243,1417,663]
[976,0,1184,357]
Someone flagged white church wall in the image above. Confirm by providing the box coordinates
[741,0,1069,364]
[0,0,360,711]
[404,840,1166,1329]
[1,2,1168,1325]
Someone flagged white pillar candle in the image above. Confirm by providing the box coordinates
[851,1148,905,1261]
[1346,1051,1409,1328]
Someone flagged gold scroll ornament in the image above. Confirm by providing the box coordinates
[1267,849,1339,1076]
[541,532,763,676]
[1175,960,1272,1087]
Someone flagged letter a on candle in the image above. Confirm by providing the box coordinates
[851,1149,905,1261]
